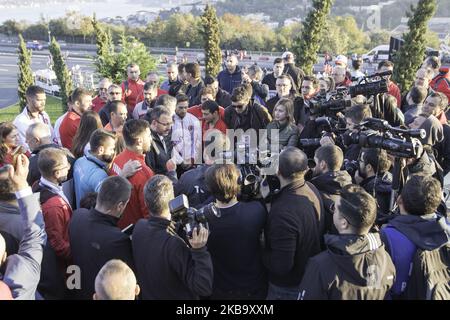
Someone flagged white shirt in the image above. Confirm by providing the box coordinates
[171,113,202,164]
[13,107,54,150]
[53,112,68,146]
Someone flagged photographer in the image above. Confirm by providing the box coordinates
[298,185,395,300]
[356,148,393,219]
[132,175,213,299]
[369,63,404,127]
[204,164,267,299]
[264,147,324,300]
[310,145,352,234]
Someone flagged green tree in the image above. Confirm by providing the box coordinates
[49,37,73,111]
[367,30,391,50]
[0,20,23,37]
[293,0,334,74]
[334,16,369,54]
[201,5,222,77]
[92,16,116,81]
[17,34,34,111]
[393,0,437,93]
[425,29,441,49]
[113,33,157,84]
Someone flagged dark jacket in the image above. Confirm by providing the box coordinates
[435,123,450,176]
[69,208,135,300]
[360,172,393,220]
[284,63,304,91]
[145,130,174,176]
[266,121,299,151]
[132,216,213,300]
[250,81,269,103]
[310,171,353,234]
[186,80,205,107]
[206,201,267,299]
[216,88,232,108]
[264,179,323,287]
[298,233,395,300]
[99,101,113,126]
[381,214,450,299]
[27,143,75,186]
[224,100,271,131]
[174,165,213,209]
[169,81,188,98]
[371,93,404,127]
[217,66,242,94]
[262,73,277,91]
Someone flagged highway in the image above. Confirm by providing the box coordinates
[0,52,95,108]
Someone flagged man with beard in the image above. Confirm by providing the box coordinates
[145,106,176,178]
[217,54,242,95]
[356,148,393,220]
[105,101,128,136]
[133,82,158,120]
[160,62,182,93]
[111,120,154,229]
[32,148,73,266]
[73,129,117,209]
[121,63,145,114]
[13,85,53,151]
[309,145,352,234]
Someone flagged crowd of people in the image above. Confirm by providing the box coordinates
[0,50,449,300]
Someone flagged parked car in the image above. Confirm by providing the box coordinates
[362,45,389,63]
[26,40,43,51]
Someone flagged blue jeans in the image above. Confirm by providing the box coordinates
[266,282,301,300]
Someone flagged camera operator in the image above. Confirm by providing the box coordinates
[132,175,213,299]
[342,104,373,162]
[408,114,443,182]
[369,62,404,127]
[356,148,393,219]
[422,92,450,175]
[298,185,395,300]
[309,145,352,234]
[264,147,324,300]
[204,164,267,299]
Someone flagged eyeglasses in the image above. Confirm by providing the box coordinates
[156,120,173,127]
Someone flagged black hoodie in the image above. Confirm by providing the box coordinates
[298,233,395,300]
[360,172,393,220]
[310,171,352,234]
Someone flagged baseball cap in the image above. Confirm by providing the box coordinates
[335,54,348,66]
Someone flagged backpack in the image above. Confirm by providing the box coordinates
[382,224,450,300]
[381,226,417,297]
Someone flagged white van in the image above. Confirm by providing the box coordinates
[362,45,390,63]
[33,69,60,96]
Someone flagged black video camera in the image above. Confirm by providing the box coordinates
[310,87,352,117]
[169,194,221,238]
[343,118,425,158]
[349,70,390,98]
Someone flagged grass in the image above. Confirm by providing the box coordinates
[0,95,65,125]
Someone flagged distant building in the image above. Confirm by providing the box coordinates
[391,17,450,41]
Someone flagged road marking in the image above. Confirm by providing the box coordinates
[0,68,8,72]
[0,64,17,67]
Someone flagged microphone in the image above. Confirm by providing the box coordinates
[369,70,393,78]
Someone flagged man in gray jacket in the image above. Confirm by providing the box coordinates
[0,154,47,299]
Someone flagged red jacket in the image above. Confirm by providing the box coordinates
[430,67,450,102]
[388,81,402,107]
[59,111,81,150]
[121,79,145,114]
[202,119,228,141]
[91,96,106,113]
[188,105,225,120]
[110,149,154,229]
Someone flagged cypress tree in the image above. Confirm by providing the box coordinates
[49,37,73,111]
[201,4,222,78]
[293,0,334,75]
[17,34,34,111]
[393,0,436,93]
[92,15,116,79]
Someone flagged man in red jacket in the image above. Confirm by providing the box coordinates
[32,147,72,266]
[59,87,93,150]
[110,119,154,229]
[122,63,145,115]
[378,60,401,107]
[92,78,112,113]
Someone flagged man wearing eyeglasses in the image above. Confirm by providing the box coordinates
[92,78,112,113]
[224,85,271,132]
[145,106,176,179]
[298,184,395,300]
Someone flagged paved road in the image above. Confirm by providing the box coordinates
[0,52,95,108]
